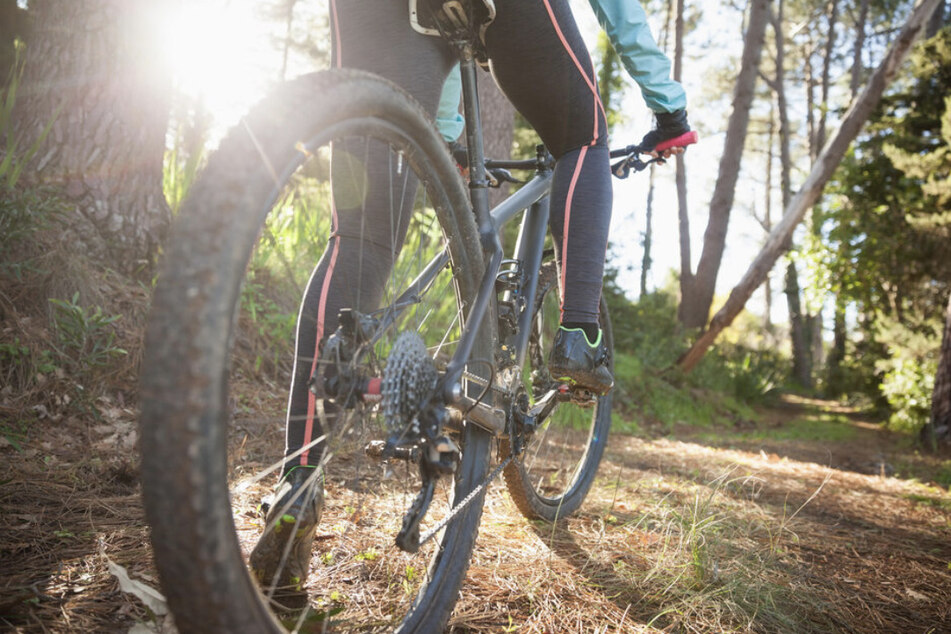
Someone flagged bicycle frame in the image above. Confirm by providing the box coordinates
[380,41,552,412]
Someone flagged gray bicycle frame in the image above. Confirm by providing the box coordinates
[384,44,552,406]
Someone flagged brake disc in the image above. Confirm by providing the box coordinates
[381,331,438,435]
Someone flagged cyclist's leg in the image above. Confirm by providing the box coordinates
[484,0,611,328]
[484,0,613,392]
[281,2,457,475]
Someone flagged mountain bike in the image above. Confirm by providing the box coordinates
[138,3,696,632]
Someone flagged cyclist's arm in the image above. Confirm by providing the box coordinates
[586,0,686,114]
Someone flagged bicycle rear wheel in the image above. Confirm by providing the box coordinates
[139,70,496,633]
[502,261,613,521]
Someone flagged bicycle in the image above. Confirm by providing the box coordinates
[139,3,697,632]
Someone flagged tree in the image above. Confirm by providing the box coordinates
[673,0,693,322]
[678,0,771,329]
[677,0,944,372]
[767,0,812,386]
[926,294,951,448]
[12,0,172,270]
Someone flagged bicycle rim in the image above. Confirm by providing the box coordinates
[140,71,494,633]
[502,262,612,521]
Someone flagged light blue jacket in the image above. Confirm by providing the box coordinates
[587,0,686,113]
[436,0,686,142]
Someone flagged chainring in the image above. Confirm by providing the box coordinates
[381,331,438,435]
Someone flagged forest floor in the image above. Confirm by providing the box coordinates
[1,394,950,633]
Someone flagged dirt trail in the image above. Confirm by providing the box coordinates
[2,396,950,632]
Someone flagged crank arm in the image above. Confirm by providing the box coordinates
[522,388,561,433]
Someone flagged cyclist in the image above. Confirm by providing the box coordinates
[251,0,690,596]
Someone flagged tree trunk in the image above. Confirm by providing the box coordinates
[763,101,774,331]
[922,293,951,450]
[0,0,29,73]
[673,0,695,322]
[679,0,771,329]
[13,0,171,269]
[785,261,811,386]
[794,0,840,389]
[641,167,655,297]
[926,0,946,36]
[817,0,839,151]
[826,295,847,392]
[851,0,871,98]
[677,0,944,372]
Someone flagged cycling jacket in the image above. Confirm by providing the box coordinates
[435,0,685,142]
[587,0,686,113]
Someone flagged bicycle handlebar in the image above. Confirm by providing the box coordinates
[608,130,699,159]
[483,130,699,177]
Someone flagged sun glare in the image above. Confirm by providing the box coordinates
[158,1,275,131]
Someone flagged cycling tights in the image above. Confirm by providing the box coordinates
[283,0,611,472]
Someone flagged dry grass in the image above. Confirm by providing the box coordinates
[2,396,951,632]
[2,226,950,632]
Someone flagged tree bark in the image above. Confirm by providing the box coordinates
[926,0,946,36]
[763,103,774,331]
[13,0,171,269]
[677,0,944,373]
[851,0,871,97]
[826,295,847,391]
[816,0,839,151]
[679,0,771,329]
[771,0,811,384]
[923,293,951,449]
[0,0,29,73]
[641,168,655,297]
[673,0,694,322]
[785,261,811,386]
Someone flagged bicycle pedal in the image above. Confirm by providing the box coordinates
[556,383,597,407]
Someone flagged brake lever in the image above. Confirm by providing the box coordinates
[487,167,524,188]
[611,153,661,179]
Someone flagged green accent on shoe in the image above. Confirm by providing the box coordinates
[283,465,322,483]
[558,326,602,348]
[281,514,297,525]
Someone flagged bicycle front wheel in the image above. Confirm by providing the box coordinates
[140,70,496,633]
[502,261,613,522]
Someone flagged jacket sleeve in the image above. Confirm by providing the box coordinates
[587,0,686,113]
[435,63,466,143]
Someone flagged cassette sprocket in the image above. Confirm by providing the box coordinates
[381,331,438,435]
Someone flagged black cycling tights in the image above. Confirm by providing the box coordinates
[282,0,612,472]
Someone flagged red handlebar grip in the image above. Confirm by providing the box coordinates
[654,130,699,153]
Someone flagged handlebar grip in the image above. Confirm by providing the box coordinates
[654,130,699,153]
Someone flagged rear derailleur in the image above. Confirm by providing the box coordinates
[315,314,460,554]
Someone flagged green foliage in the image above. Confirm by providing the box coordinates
[606,276,781,430]
[0,186,65,279]
[811,27,951,411]
[875,313,941,434]
[595,31,627,130]
[48,292,127,374]
[163,96,210,214]
[0,43,60,189]
[237,173,334,376]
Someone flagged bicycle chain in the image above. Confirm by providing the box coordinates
[381,356,515,546]
[418,453,513,547]
[461,368,515,399]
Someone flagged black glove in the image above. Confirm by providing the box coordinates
[448,141,469,170]
[639,109,690,152]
